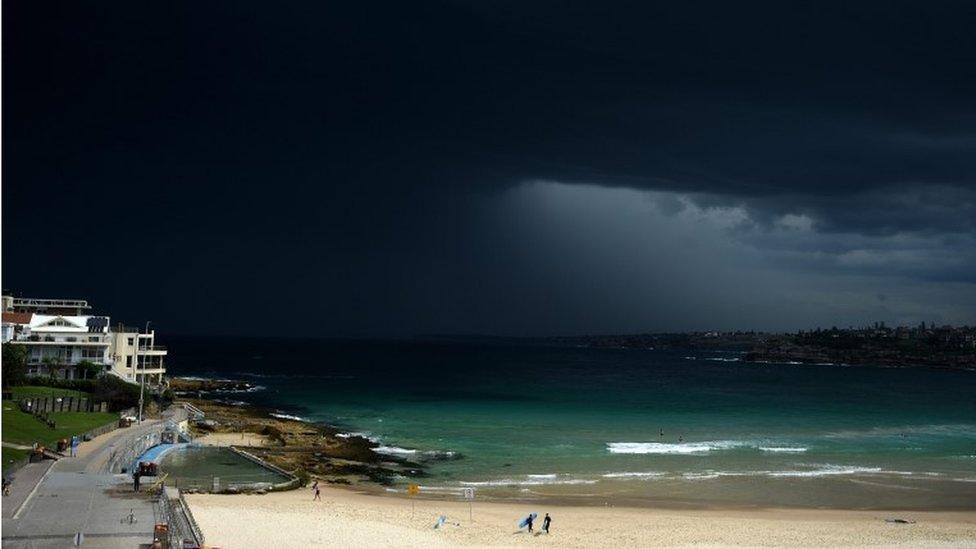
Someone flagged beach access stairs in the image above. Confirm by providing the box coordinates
[177,401,206,421]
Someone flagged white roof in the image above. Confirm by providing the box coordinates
[29,315,110,333]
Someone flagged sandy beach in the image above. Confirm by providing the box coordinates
[186,486,976,548]
[194,432,269,447]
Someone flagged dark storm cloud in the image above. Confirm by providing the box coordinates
[4,1,975,335]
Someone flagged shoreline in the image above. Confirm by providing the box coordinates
[302,480,976,513]
[185,485,976,548]
[171,377,976,511]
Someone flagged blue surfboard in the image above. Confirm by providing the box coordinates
[518,513,537,529]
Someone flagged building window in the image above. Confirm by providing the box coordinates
[126,356,132,368]
[127,338,134,346]
[81,348,103,360]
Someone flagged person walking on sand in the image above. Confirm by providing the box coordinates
[526,513,534,533]
[311,480,319,492]
[542,513,551,534]
[313,485,321,501]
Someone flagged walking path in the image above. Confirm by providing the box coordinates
[1,443,33,450]
[1,461,55,519]
[2,408,186,548]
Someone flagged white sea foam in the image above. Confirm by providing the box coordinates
[213,384,266,394]
[682,472,722,480]
[270,412,307,422]
[374,445,418,456]
[459,476,598,487]
[705,357,741,363]
[759,447,808,453]
[211,398,249,407]
[373,445,458,460]
[766,465,883,477]
[336,431,380,443]
[601,472,665,479]
[607,441,743,454]
[673,466,891,480]
[526,474,558,479]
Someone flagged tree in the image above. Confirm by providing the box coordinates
[77,360,102,380]
[2,343,29,387]
[43,357,60,380]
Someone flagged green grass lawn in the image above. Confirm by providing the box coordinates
[2,447,29,471]
[1,400,116,449]
[7,385,91,400]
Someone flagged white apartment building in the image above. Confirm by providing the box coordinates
[2,294,167,384]
[109,326,167,384]
[4,313,112,379]
[4,296,92,315]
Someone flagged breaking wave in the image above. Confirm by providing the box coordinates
[607,441,745,454]
[601,472,665,479]
[269,412,307,422]
[459,475,598,487]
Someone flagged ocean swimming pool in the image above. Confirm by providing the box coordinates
[157,446,292,491]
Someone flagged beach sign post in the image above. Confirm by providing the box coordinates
[463,487,475,522]
[407,483,420,518]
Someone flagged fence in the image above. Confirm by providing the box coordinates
[18,396,109,414]
[154,487,205,548]
[103,405,187,474]
[81,421,118,440]
[104,428,163,473]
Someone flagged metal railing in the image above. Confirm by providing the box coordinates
[154,488,205,548]
[105,428,163,474]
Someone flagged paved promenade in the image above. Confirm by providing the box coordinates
[2,409,184,549]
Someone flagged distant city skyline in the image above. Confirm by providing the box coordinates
[4,1,975,337]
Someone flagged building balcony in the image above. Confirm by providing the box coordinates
[137,345,167,355]
[27,358,108,366]
[12,336,109,346]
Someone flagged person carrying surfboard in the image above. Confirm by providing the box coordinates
[542,513,551,534]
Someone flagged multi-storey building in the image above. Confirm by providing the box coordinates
[3,312,112,378]
[4,296,92,316]
[109,325,167,384]
[2,294,167,384]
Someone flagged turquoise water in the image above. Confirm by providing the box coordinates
[170,338,976,508]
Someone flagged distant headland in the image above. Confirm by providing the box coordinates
[544,323,976,370]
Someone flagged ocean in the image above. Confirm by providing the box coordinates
[167,337,976,509]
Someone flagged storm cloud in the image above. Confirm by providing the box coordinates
[3,1,975,335]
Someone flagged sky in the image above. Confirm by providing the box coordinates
[3,1,975,337]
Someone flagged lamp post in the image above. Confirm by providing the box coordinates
[138,321,151,423]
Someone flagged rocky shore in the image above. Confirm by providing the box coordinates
[170,377,431,487]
